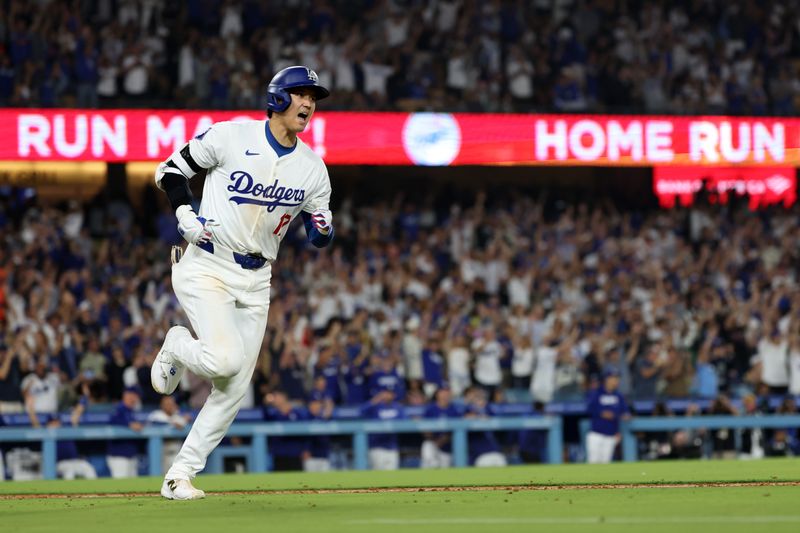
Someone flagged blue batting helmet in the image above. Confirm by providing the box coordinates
[266,66,330,113]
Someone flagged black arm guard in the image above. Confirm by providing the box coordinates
[162,170,193,211]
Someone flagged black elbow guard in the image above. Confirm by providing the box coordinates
[179,144,203,174]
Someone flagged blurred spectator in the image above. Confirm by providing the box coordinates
[708,393,738,460]
[463,386,507,467]
[120,43,151,104]
[517,401,548,464]
[37,63,69,107]
[767,397,799,457]
[446,335,471,398]
[262,390,308,472]
[271,333,309,403]
[78,337,107,381]
[304,386,334,472]
[739,393,765,459]
[641,401,674,461]
[343,329,370,405]
[147,395,191,474]
[312,343,342,405]
[21,357,60,427]
[585,370,630,464]
[75,45,99,108]
[364,390,404,470]
[0,341,26,413]
[632,342,666,400]
[506,46,534,110]
[308,375,332,406]
[510,333,534,391]
[662,347,693,398]
[106,344,129,402]
[368,353,405,401]
[401,316,424,384]
[420,385,460,468]
[421,333,446,397]
[692,336,720,399]
[755,319,790,395]
[106,386,143,478]
[553,66,588,111]
[669,403,705,459]
[45,400,97,480]
[553,327,583,401]
[530,329,560,404]
[471,328,505,398]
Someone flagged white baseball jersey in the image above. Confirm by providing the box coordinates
[157,119,331,262]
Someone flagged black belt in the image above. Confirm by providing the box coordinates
[196,241,268,270]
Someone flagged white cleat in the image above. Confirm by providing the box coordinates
[151,326,189,395]
[161,478,206,500]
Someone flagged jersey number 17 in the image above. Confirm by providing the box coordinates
[273,214,292,236]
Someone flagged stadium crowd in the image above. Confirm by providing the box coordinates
[2,186,800,413]
[2,182,800,475]
[1,0,799,115]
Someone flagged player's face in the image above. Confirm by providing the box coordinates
[161,396,177,414]
[285,88,317,132]
[605,375,619,391]
[436,388,452,405]
[123,391,140,408]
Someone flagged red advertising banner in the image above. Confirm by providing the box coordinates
[653,166,797,209]
[0,109,799,166]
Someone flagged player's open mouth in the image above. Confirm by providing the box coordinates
[298,112,309,121]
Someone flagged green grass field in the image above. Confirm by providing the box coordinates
[2,459,799,533]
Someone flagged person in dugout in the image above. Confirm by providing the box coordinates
[585,369,631,464]
[262,390,310,471]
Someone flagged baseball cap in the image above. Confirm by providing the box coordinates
[124,385,143,396]
[603,368,621,379]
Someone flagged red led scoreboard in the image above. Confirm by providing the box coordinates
[0,109,797,206]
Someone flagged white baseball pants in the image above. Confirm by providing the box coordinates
[586,431,618,464]
[474,452,507,467]
[420,440,452,468]
[369,448,400,470]
[107,456,138,478]
[166,244,271,481]
[57,459,97,480]
[303,457,331,472]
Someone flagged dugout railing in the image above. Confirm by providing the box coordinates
[0,416,563,479]
[618,415,800,461]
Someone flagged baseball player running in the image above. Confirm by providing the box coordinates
[151,66,334,500]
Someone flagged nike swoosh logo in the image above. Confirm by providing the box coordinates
[245,149,260,156]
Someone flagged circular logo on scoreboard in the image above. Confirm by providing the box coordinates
[402,113,461,166]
